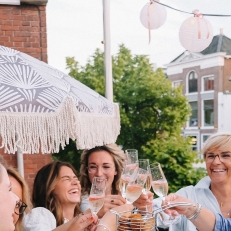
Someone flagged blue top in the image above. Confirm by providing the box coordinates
[215,213,231,231]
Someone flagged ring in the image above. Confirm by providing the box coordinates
[111,199,114,203]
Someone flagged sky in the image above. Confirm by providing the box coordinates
[46,0,231,74]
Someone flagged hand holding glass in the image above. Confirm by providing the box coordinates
[125,168,147,204]
[88,177,107,216]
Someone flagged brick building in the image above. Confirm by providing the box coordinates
[0,0,52,190]
[166,30,231,157]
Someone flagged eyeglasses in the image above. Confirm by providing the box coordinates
[87,165,114,174]
[204,153,231,163]
[15,200,27,215]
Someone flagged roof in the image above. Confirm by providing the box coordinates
[201,34,231,55]
[170,33,231,63]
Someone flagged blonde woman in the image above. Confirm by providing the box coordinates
[170,132,231,231]
[80,144,153,218]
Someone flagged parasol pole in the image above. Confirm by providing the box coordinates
[16,133,24,178]
[102,0,113,102]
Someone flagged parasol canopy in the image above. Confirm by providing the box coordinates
[0,45,120,154]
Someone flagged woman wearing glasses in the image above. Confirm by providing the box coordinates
[0,163,19,231]
[7,167,32,231]
[170,132,231,231]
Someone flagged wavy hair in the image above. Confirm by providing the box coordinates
[202,132,231,157]
[32,161,81,226]
[7,167,32,231]
[80,144,125,195]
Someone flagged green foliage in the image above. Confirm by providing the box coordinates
[142,135,207,193]
[55,44,207,191]
[52,139,82,175]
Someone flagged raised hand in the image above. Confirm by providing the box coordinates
[97,194,126,218]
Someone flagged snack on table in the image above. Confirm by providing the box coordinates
[117,212,155,231]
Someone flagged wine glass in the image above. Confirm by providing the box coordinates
[125,149,138,164]
[138,159,151,193]
[119,161,139,199]
[125,168,147,204]
[88,177,107,216]
[150,162,180,226]
[138,159,152,213]
[150,162,168,201]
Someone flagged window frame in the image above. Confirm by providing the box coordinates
[187,70,198,94]
[201,99,214,128]
[201,75,214,92]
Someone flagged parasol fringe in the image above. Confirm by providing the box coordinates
[75,103,121,150]
[0,98,120,154]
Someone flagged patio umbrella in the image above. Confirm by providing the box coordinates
[0,45,120,154]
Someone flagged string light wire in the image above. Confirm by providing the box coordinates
[152,0,231,17]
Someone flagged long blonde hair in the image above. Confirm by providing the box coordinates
[80,144,125,195]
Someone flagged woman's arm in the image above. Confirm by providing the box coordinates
[163,193,216,231]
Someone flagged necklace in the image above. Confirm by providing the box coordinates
[220,202,231,217]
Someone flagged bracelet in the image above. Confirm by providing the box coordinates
[109,209,118,215]
[97,224,111,231]
[187,203,202,220]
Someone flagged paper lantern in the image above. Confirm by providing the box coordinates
[179,10,213,52]
[140,0,167,30]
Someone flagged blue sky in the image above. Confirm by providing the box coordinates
[46,0,231,73]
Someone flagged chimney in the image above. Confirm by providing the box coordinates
[220,28,224,35]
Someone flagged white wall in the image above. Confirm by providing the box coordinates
[218,92,231,132]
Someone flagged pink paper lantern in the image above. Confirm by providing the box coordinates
[140,0,167,30]
[179,10,213,52]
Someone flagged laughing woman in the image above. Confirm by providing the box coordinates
[24,161,97,231]
[171,132,231,231]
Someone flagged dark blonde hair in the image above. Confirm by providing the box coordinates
[7,167,32,231]
[202,132,231,158]
[80,144,125,195]
[32,161,81,226]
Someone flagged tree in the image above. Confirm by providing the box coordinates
[56,44,206,191]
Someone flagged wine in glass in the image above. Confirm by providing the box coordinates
[119,161,139,199]
[125,168,147,204]
[150,163,180,225]
[138,159,151,193]
[150,162,168,200]
[88,177,107,216]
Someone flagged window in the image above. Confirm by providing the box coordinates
[189,102,198,127]
[0,0,19,4]
[188,71,198,93]
[203,100,214,127]
[187,135,198,151]
[172,81,182,89]
[203,76,214,91]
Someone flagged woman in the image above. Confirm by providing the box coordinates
[163,193,231,231]
[7,167,32,231]
[24,161,97,231]
[80,144,153,218]
[169,132,231,231]
[0,163,19,231]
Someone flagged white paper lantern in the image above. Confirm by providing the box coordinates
[140,0,167,30]
[179,11,213,52]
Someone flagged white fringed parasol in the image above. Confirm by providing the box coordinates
[0,46,120,154]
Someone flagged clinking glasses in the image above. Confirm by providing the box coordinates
[15,200,27,215]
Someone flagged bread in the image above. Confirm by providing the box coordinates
[118,212,155,231]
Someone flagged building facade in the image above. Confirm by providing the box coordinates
[0,0,51,191]
[166,31,231,157]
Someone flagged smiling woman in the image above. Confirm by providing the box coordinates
[169,132,231,231]
[23,161,97,231]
